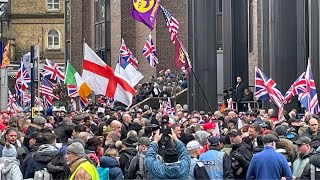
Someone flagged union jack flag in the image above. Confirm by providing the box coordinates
[119,39,139,69]
[79,97,89,110]
[160,5,179,44]
[39,77,58,100]
[67,84,79,97]
[42,59,65,83]
[300,60,319,114]
[255,67,284,108]
[15,62,30,95]
[284,72,307,103]
[163,98,175,116]
[142,34,158,67]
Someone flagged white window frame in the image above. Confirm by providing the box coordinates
[47,29,60,49]
[47,0,60,11]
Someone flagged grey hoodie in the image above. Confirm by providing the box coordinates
[0,157,23,180]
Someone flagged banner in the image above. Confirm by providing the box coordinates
[131,0,161,30]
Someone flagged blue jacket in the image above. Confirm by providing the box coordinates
[145,140,190,180]
[99,156,124,180]
[246,146,292,180]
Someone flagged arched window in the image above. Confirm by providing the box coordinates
[47,29,60,49]
[47,0,60,10]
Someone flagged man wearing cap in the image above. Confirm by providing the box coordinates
[66,142,99,180]
[199,136,233,179]
[128,137,162,179]
[246,134,292,179]
[228,129,253,179]
[292,137,316,179]
[119,136,138,179]
[186,140,210,180]
[145,129,190,179]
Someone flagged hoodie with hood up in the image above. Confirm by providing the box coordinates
[0,156,23,180]
[98,156,124,180]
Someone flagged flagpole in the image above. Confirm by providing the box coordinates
[37,37,41,115]
[190,67,214,113]
[30,45,35,121]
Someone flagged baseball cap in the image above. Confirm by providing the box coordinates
[186,140,202,150]
[262,134,279,144]
[134,137,151,146]
[208,136,220,146]
[294,137,311,145]
[227,129,241,136]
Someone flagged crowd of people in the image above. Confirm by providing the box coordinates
[133,68,188,104]
[0,88,320,179]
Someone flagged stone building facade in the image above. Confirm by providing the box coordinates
[7,0,65,64]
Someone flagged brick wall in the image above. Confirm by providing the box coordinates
[156,0,188,75]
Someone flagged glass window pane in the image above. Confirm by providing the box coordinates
[54,4,59,9]
[47,4,53,10]
[54,0,59,3]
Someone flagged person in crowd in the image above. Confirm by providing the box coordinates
[98,154,124,180]
[242,88,254,111]
[24,132,60,179]
[72,125,87,139]
[243,124,261,150]
[128,137,160,179]
[23,115,46,148]
[0,128,28,164]
[119,136,138,178]
[301,146,320,179]
[301,118,320,148]
[293,137,316,179]
[0,143,23,180]
[145,129,190,179]
[199,136,234,179]
[186,140,210,180]
[228,129,253,179]
[120,113,133,140]
[246,134,292,179]
[66,142,99,180]
[171,123,182,139]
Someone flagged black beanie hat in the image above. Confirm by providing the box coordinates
[164,148,178,163]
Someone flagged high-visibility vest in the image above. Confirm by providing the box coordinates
[69,160,99,180]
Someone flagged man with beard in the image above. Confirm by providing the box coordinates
[228,129,253,179]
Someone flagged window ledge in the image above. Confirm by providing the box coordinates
[46,48,61,52]
[46,9,61,13]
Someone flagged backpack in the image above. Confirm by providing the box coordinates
[97,166,110,180]
[123,152,135,179]
[34,168,53,180]
[135,154,149,180]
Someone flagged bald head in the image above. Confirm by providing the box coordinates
[228,111,237,119]
[309,118,319,134]
[122,113,132,124]
[111,120,122,132]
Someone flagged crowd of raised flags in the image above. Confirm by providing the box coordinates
[255,59,319,116]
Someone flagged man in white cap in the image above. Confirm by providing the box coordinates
[66,142,99,180]
[186,140,210,180]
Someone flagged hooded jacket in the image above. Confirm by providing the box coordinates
[145,140,190,180]
[24,144,60,179]
[301,128,320,148]
[98,156,124,180]
[0,157,23,180]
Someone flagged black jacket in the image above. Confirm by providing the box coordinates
[120,123,132,140]
[24,144,60,179]
[301,153,320,180]
[119,147,138,179]
[301,128,320,148]
[230,141,253,179]
[235,82,245,102]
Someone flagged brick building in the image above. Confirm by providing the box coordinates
[66,0,189,80]
[7,0,65,64]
